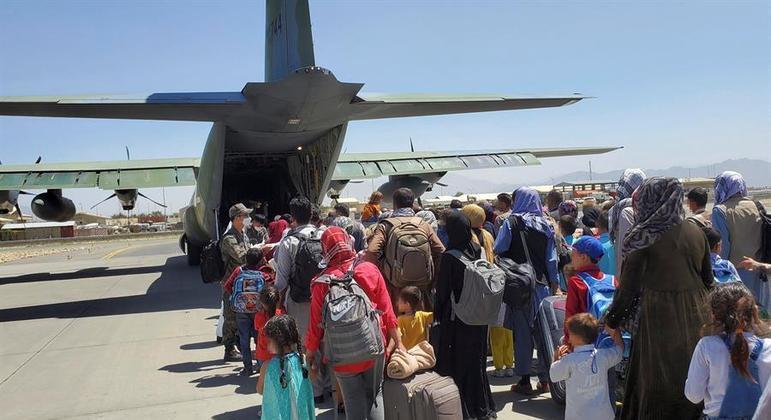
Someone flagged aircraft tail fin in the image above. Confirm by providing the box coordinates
[265,0,316,82]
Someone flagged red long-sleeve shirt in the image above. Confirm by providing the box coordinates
[306,260,398,374]
[564,265,616,342]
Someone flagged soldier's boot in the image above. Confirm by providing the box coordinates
[223,345,241,362]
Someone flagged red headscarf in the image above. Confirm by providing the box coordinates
[267,219,288,244]
[320,226,356,272]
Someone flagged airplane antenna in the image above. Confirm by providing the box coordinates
[125,146,131,161]
[410,138,415,153]
[35,156,41,164]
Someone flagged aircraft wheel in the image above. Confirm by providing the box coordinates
[186,240,202,266]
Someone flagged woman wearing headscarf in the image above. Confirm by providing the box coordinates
[608,168,647,276]
[480,201,498,238]
[462,204,495,263]
[493,187,560,395]
[415,209,438,231]
[463,204,514,378]
[434,212,497,419]
[306,227,403,419]
[711,171,767,312]
[605,177,713,419]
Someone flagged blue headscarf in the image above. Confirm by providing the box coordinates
[511,187,554,239]
[714,171,747,205]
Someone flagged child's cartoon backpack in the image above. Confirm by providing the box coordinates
[577,272,615,319]
[230,268,265,313]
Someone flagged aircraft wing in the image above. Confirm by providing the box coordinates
[332,146,621,180]
[0,158,200,190]
[0,93,244,121]
[348,93,588,120]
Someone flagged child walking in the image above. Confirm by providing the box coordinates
[253,285,283,379]
[256,314,315,420]
[702,227,741,284]
[685,283,771,419]
[396,286,434,350]
[550,313,623,420]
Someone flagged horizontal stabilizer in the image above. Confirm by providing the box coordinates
[348,93,588,120]
[0,93,244,121]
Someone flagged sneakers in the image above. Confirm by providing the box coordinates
[504,368,515,377]
[239,367,254,376]
[492,369,506,378]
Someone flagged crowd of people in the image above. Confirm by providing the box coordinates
[213,169,770,420]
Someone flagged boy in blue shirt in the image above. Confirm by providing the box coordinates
[702,226,740,283]
[596,211,616,275]
[551,313,623,420]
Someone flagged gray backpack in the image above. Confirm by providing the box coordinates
[445,250,506,326]
[315,268,385,366]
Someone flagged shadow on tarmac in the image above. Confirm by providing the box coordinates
[179,341,221,350]
[0,265,169,285]
[159,359,227,374]
[191,370,257,395]
[0,256,218,322]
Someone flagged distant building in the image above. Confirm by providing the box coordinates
[0,221,76,241]
[72,212,110,225]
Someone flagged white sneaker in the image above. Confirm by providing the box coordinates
[492,369,505,377]
[504,368,515,377]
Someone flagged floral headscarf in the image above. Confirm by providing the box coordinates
[609,168,647,242]
[714,171,748,205]
[558,200,578,219]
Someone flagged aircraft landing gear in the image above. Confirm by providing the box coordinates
[186,239,201,266]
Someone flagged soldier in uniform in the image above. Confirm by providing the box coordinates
[246,213,268,245]
[220,203,250,362]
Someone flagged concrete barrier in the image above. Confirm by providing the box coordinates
[0,230,181,249]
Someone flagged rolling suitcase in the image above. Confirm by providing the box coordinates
[383,371,462,420]
[535,295,567,405]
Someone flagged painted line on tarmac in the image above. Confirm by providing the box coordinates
[102,246,133,260]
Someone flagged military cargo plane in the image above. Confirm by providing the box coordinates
[0,0,618,264]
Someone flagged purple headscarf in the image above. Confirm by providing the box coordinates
[714,171,748,205]
[511,187,554,239]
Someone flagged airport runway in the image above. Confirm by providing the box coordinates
[0,237,564,419]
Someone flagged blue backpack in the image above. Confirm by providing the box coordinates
[577,272,615,320]
[577,272,631,357]
[230,268,265,313]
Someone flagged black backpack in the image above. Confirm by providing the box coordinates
[496,255,535,310]
[200,239,225,284]
[755,201,771,281]
[289,230,324,302]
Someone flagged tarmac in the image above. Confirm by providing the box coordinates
[0,237,564,420]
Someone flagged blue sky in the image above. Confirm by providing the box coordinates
[1,0,769,213]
